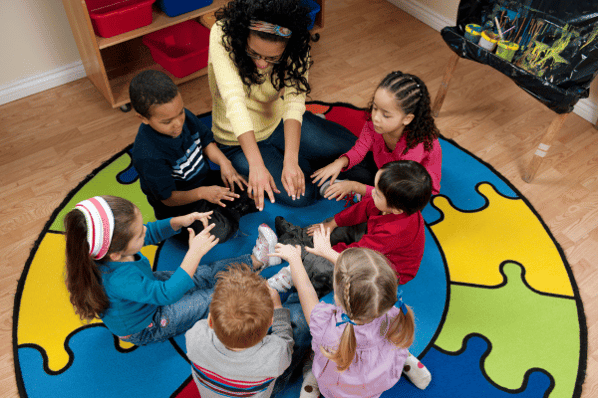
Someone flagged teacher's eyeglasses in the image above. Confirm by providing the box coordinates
[246,47,283,64]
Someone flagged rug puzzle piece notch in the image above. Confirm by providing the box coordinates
[434,262,580,398]
[430,182,573,297]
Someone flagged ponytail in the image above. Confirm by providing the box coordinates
[64,210,110,320]
[320,321,356,372]
[64,195,137,321]
[386,305,415,349]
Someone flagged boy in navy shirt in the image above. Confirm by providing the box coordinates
[130,70,256,243]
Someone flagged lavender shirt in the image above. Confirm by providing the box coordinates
[310,303,409,398]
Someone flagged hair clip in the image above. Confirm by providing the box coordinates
[336,313,357,327]
[397,291,409,315]
[249,20,292,37]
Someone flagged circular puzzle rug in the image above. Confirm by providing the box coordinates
[13,102,586,398]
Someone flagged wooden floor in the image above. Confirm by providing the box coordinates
[1,0,596,396]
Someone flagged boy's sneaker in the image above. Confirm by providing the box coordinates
[252,224,281,268]
[267,265,293,293]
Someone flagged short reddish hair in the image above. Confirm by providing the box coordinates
[210,263,273,349]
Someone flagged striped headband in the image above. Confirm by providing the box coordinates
[249,20,292,37]
[75,196,115,260]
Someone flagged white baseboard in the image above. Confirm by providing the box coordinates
[386,0,597,125]
[385,0,455,32]
[0,61,86,106]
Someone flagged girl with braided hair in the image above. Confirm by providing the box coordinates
[313,70,442,200]
[272,235,425,398]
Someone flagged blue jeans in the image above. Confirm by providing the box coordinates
[219,112,359,207]
[272,292,312,396]
[122,254,253,345]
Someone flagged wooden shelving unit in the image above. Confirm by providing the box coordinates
[62,0,325,110]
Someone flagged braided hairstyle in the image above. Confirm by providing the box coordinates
[369,71,439,153]
[215,0,313,95]
[321,248,415,371]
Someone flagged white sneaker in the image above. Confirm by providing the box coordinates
[402,353,431,389]
[252,224,281,268]
[267,265,293,293]
[300,359,320,398]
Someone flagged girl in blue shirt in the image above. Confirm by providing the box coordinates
[64,195,254,345]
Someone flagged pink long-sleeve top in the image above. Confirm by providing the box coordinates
[341,120,442,195]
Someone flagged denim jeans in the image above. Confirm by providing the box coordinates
[219,112,359,207]
[121,254,253,345]
[271,292,312,396]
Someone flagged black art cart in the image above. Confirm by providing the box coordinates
[432,0,598,182]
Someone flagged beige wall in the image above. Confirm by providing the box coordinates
[0,0,80,86]
[417,0,458,22]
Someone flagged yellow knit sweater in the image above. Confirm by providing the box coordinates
[208,21,307,146]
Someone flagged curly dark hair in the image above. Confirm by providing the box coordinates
[129,70,179,118]
[368,71,439,154]
[215,0,313,95]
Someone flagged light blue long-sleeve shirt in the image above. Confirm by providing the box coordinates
[98,218,194,336]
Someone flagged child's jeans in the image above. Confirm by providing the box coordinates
[119,254,253,345]
[271,292,312,396]
[219,111,360,207]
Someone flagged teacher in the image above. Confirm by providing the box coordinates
[209,0,359,210]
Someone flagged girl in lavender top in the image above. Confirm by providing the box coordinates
[271,225,427,398]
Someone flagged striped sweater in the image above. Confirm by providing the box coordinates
[185,308,293,398]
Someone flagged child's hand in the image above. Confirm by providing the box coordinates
[267,284,283,308]
[173,211,213,230]
[305,224,333,257]
[220,162,248,193]
[323,180,356,201]
[187,223,219,258]
[270,243,302,264]
[311,158,346,187]
[307,219,336,236]
[201,186,240,207]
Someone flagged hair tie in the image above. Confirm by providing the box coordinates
[397,291,409,315]
[249,20,292,37]
[75,196,114,260]
[336,313,357,327]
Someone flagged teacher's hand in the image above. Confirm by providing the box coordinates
[282,160,305,201]
[248,164,280,211]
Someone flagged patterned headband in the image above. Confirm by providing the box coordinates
[75,196,115,260]
[249,20,292,37]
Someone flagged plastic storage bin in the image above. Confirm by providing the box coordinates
[142,20,210,78]
[86,0,156,38]
[302,0,321,30]
[156,0,213,17]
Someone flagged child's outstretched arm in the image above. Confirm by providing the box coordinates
[180,224,219,277]
[170,211,213,231]
[271,244,319,325]
[305,224,340,265]
[311,156,348,187]
[204,142,248,192]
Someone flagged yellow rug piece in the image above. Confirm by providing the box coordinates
[17,232,158,372]
[431,183,573,297]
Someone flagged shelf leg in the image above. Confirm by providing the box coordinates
[432,52,460,118]
[522,112,569,183]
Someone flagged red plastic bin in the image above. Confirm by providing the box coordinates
[86,0,156,38]
[142,20,210,78]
